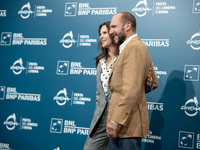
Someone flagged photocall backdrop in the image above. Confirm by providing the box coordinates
[0,0,200,150]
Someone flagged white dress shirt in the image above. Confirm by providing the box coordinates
[100,57,117,96]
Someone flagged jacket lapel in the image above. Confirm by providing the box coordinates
[108,36,140,82]
[96,63,105,96]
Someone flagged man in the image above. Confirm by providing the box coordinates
[106,12,159,150]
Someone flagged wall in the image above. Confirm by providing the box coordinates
[0,0,200,150]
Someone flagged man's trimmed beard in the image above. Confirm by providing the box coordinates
[114,28,126,45]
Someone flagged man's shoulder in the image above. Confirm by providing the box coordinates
[127,37,146,49]
[128,36,142,44]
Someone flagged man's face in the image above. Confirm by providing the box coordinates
[109,14,126,45]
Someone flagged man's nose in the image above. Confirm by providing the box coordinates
[109,29,113,34]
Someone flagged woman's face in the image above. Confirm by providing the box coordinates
[99,25,112,49]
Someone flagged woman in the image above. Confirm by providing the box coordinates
[84,21,153,150]
[83,21,119,150]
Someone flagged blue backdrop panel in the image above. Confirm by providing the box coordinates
[0,0,200,150]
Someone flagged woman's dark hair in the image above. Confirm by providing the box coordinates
[94,21,119,67]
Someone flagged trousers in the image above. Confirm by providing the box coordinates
[109,137,141,150]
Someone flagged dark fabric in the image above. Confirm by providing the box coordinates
[109,137,141,150]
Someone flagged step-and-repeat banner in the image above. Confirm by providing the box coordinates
[0,0,200,150]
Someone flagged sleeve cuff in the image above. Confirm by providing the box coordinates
[111,120,118,126]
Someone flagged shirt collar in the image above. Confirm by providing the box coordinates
[119,33,137,54]
[99,56,118,69]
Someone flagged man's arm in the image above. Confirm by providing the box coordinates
[150,62,159,90]
[145,67,153,93]
[145,62,159,93]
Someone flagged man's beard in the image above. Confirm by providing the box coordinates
[114,28,126,45]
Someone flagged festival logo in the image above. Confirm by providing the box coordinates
[18,2,52,19]
[10,58,45,75]
[78,34,97,46]
[178,131,194,149]
[0,10,6,17]
[65,2,77,16]
[60,31,97,48]
[186,31,200,50]
[18,2,34,19]
[53,88,71,106]
[53,88,91,106]
[142,130,161,144]
[132,1,176,16]
[154,66,167,79]
[184,65,199,81]
[3,113,19,130]
[193,0,200,13]
[153,1,176,15]
[181,97,200,117]
[3,113,38,131]
[35,6,52,17]
[27,62,45,73]
[10,58,26,75]
[60,31,77,48]
[132,0,152,17]
[20,117,38,130]
[0,86,6,100]
[1,32,12,46]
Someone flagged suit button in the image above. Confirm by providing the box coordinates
[125,113,128,117]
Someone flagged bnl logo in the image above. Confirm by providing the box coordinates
[193,0,200,13]
[0,86,6,100]
[1,32,12,45]
[64,2,77,16]
[50,118,63,133]
[184,65,199,81]
[197,134,200,149]
[56,61,69,75]
[178,131,194,149]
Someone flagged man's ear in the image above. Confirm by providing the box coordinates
[125,22,131,31]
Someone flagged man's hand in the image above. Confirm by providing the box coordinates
[106,121,118,139]
[146,67,152,85]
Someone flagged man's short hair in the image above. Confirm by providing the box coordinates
[119,12,136,32]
